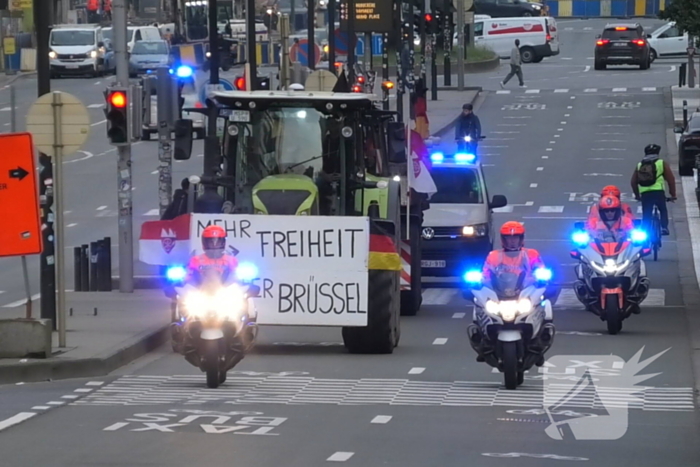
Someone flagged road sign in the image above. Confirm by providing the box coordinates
[199,78,234,106]
[25,91,90,158]
[305,70,339,92]
[339,0,393,33]
[334,28,358,55]
[0,133,42,257]
[289,39,322,67]
[355,34,384,56]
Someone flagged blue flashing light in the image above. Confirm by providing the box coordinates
[630,229,648,243]
[430,152,444,163]
[454,153,476,163]
[236,262,259,282]
[572,231,590,246]
[534,267,552,282]
[166,265,187,281]
[463,270,483,283]
[174,65,194,79]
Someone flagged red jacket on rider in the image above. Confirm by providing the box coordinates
[482,248,545,284]
[186,253,238,285]
[585,216,635,241]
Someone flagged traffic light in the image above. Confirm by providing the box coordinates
[105,87,130,146]
[424,13,435,34]
[234,75,270,91]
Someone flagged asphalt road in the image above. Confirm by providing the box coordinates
[1,19,699,466]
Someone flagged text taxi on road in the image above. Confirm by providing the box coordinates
[421,150,508,278]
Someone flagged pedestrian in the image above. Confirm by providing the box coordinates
[500,39,526,89]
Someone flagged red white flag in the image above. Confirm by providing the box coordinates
[409,129,437,196]
[138,214,192,265]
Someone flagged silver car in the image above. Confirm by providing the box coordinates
[129,40,171,77]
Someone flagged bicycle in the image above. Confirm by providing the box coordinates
[639,197,675,261]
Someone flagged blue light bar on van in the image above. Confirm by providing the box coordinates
[454,153,476,163]
[430,152,444,163]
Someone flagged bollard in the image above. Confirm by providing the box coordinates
[683,100,688,128]
[80,244,89,291]
[73,247,82,291]
[680,63,687,87]
[95,239,108,292]
[103,237,112,292]
[90,241,98,291]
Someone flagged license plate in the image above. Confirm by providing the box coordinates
[422,260,446,268]
[613,43,627,47]
[65,65,79,69]
[229,110,250,122]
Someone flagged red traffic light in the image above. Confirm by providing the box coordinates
[109,91,127,108]
[424,13,433,22]
[234,76,246,90]
[351,84,362,93]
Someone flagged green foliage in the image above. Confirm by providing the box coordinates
[659,0,700,41]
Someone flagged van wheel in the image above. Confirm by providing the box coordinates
[520,47,535,63]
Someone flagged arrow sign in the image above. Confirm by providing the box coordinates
[228,245,240,256]
[9,166,28,180]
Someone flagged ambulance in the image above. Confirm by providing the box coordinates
[474,16,560,63]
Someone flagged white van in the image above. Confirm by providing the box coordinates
[48,24,112,78]
[648,21,687,62]
[102,25,162,53]
[473,16,559,63]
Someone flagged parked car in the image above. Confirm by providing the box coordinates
[674,112,700,176]
[648,21,688,62]
[129,40,171,77]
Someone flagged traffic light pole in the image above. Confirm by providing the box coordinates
[328,0,336,74]
[308,0,315,70]
[443,0,451,87]
[114,0,134,292]
[35,0,56,328]
[157,67,174,217]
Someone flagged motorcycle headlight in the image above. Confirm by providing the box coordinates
[517,298,532,314]
[214,285,246,317]
[183,291,208,317]
[591,259,629,274]
[463,135,472,142]
[485,300,500,315]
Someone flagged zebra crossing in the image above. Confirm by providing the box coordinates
[494,87,660,95]
[70,374,694,412]
[421,288,667,308]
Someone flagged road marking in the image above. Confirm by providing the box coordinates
[530,183,538,188]
[496,90,511,94]
[64,150,94,165]
[584,88,597,92]
[557,128,563,131]
[564,114,570,117]
[584,66,591,72]
[94,81,102,85]
[554,134,560,137]
[525,89,540,94]
[2,294,41,308]
[144,209,160,216]
[327,452,354,462]
[0,413,36,432]
[423,288,457,305]
[46,401,65,406]
[103,422,130,431]
[549,141,555,144]
[408,367,425,374]
[560,121,567,124]
[31,406,50,411]
[67,223,77,227]
[670,65,677,72]
[538,206,564,213]
[87,103,103,108]
[433,338,448,345]
[61,395,79,399]
[74,388,93,393]
[90,119,106,127]
[371,415,392,424]
[537,167,544,171]
[642,87,657,91]
[86,381,105,386]
[452,312,466,318]
[96,205,107,211]
[525,201,534,206]
[612,87,627,92]
[493,205,514,213]
[556,289,665,308]
[150,170,158,174]
[567,106,573,109]
[546,148,553,151]
[554,89,568,93]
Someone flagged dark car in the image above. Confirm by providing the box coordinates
[594,23,651,70]
[474,0,545,17]
[674,112,700,176]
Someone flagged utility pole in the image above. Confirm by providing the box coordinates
[308,0,316,70]
[291,0,296,32]
[328,0,336,73]
[280,14,291,89]
[688,35,696,89]
[443,0,452,86]
[246,0,258,90]
[35,0,56,328]
[347,0,355,82]
[157,67,174,218]
[419,0,426,82]
[114,0,134,292]
[209,0,220,85]
[456,0,465,91]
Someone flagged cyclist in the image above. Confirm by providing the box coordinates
[630,144,677,236]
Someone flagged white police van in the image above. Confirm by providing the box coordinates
[421,151,508,278]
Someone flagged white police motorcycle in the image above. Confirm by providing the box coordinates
[164,263,260,389]
[464,267,556,390]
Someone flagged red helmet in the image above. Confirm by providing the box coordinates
[202,225,226,257]
[500,221,525,251]
[598,195,621,222]
[601,185,621,198]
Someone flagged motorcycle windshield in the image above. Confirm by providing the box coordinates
[491,270,526,300]
[200,269,226,293]
[591,238,630,258]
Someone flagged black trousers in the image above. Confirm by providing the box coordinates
[641,190,668,230]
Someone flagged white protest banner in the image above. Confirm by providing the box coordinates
[190,214,370,327]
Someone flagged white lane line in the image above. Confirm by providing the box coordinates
[681,175,700,293]
[73,388,93,393]
[0,413,36,432]
[408,367,425,374]
[86,381,105,386]
[327,452,354,462]
[371,416,392,424]
[554,89,569,93]
[560,121,567,124]
[90,119,106,127]
[546,148,553,151]
[642,87,657,91]
[584,66,591,72]
[150,170,158,175]
[87,103,103,108]
[670,65,677,72]
[67,223,77,228]
[554,135,561,138]
[612,87,627,92]
[143,209,160,216]
[94,81,102,85]
[2,294,41,308]
[0,291,4,295]
[103,422,130,431]
[542,156,549,159]
[538,206,564,213]
[493,205,514,213]
[96,205,107,211]
[549,141,556,144]
[530,183,538,188]
[584,88,597,92]
[567,106,573,109]
[452,312,466,318]
[525,89,540,94]
[496,90,511,94]
[432,338,448,345]
[61,395,79,399]
[525,201,534,206]
[46,401,65,406]
[31,406,50,411]
[557,128,563,131]
[537,167,544,171]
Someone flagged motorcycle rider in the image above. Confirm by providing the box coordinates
[587,185,634,223]
[186,225,239,286]
[586,195,635,242]
[482,221,546,287]
[630,143,677,236]
[455,103,482,153]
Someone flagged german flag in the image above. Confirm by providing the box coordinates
[368,221,401,271]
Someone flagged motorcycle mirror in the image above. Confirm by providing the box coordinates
[462,289,475,301]
[570,250,580,259]
[573,221,584,230]
[247,284,261,297]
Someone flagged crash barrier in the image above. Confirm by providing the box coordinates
[171,42,207,67]
[73,237,112,292]
[233,43,283,66]
[544,0,665,17]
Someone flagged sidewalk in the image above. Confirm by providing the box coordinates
[0,290,170,384]
[425,89,481,138]
[671,85,700,124]
[0,71,35,88]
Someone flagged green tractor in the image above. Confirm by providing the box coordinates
[176,90,426,353]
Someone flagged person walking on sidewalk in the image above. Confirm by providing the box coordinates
[500,39,526,89]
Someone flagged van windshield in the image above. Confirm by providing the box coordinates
[50,30,95,46]
[429,167,483,204]
[102,28,135,43]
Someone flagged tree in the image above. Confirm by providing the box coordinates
[659,0,700,44]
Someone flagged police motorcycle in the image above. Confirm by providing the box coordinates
[570,223,651,335]
[463,267,556,390]
[164,263,260,388]
[456,134,486,154]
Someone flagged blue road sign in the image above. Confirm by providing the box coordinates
[355,35,384,56]
[199,78,234,106]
